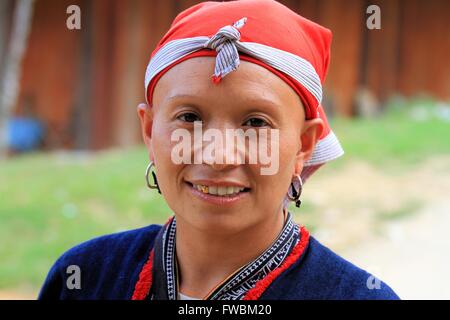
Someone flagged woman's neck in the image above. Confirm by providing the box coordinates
[175,209,286,299]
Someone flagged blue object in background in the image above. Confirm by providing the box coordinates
[7,117,45,152]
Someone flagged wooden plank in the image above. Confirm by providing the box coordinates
[316,0,365,116]
[16,0,83,148]
[364,0,401,102]
[397,0,450,99]
[89,0,116,149]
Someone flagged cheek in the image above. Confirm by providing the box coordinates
[247,131,298,208]
[262,127,299,175]
[265,130,299,192]
[152,120,174,163]
[279,128,301,165]
[150,119,184,193]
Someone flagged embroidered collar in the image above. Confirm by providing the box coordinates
[132,212,310,300]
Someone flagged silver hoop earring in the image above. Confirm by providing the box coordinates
[145,161,161,194]
[287,175,303,208]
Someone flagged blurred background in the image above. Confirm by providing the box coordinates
[0,0,449,299]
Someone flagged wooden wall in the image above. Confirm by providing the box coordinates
[12,0,450,150]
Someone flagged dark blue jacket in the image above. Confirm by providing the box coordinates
[38,224,400,300]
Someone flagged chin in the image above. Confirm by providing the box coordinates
[183,208,254,236]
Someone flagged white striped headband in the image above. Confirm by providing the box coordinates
[145,17,322,107]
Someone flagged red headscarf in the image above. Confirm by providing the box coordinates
[144,0,344,181]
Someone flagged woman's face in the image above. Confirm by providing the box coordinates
[138,56,323,234]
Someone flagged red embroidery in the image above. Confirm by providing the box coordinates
[132,217,174,300]
[242,226,310,300]
[131,222,310,300]
[131,249,154,300]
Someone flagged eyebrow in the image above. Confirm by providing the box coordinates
[166,93,200,103]
[166,93,283,110]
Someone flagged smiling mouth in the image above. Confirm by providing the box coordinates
[185,182,251,197]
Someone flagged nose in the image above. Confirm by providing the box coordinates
[195,125,246,171]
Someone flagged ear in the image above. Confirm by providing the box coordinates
[137,103,155,161]
[294,118,324,176]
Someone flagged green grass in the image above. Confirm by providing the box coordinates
[0,96,449,293]
[0,148,170,290]
[329,96,450,170]
[376,201,423,221]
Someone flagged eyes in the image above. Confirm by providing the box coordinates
[176,112,270,128]
[243,118,268,127]
[177,112,201,123]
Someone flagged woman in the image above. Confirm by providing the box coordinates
[39,0,399,300]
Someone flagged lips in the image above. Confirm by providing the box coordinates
[185,180,250,206]
[185,180,251,198]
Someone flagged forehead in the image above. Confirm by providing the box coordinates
[152,56,303,111]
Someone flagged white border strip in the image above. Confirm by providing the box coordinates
[305,130,344,166]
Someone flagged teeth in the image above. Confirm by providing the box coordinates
[192,184,246,196]
[209,185,218,195]
[218,186,227,196]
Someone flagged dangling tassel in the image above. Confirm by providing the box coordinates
[290,183,301,208]
[151,171,161,194]
[211,74,222,84]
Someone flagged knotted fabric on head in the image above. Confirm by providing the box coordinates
[144,0,344,182]
[203,17,246,83]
